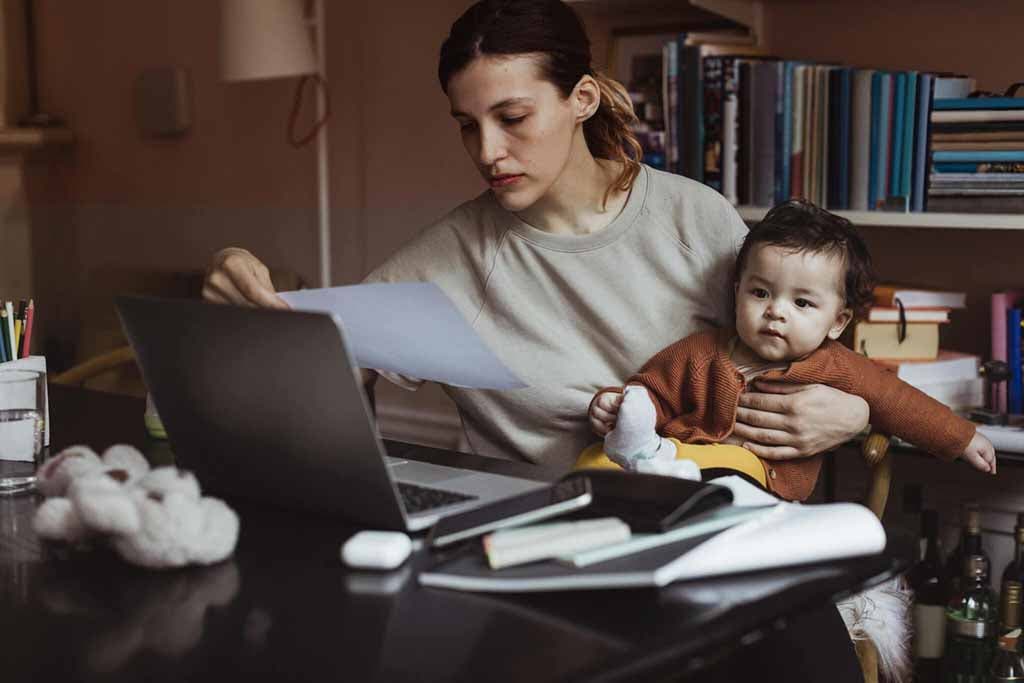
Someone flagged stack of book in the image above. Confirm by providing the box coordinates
[856,285,982,412]
[927,93,1024,214]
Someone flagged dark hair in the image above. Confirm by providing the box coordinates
[734,200,876,318]
[437,0,642,206]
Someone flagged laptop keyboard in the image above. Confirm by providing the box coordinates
[397,482,477,514]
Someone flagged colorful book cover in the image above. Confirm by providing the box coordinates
[1009,307,1023,414]
[889,72,906,199]
[933,150,1024,163]
[992,291,1024,413]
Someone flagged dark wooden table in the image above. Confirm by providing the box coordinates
[0,385,904,682]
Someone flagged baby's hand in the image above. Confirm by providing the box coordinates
[961,432,996,474]
[589,391,623,437]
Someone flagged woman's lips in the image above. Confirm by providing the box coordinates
[489,174,523,188]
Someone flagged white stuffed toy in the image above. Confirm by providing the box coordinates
[33,444,240,569]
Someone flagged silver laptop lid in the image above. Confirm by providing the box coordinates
[115,295,411,530]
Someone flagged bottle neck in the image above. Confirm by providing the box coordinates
[1015,531,1024,567]
[964,531,983,557]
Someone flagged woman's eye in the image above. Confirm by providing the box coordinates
[502,116,526,126]
[458,121,476,132]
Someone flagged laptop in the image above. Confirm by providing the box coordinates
[115,296,545,532]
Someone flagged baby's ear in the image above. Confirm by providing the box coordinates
[827,307,854,340]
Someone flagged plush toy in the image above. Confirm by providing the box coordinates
[33,444,240,569]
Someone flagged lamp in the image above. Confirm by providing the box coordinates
[220,0,332,288]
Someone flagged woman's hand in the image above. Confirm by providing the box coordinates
[589,390,623,437]
[202,247,290,309]
[732,381,870,460]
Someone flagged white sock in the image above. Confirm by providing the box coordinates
[605,386,676,470]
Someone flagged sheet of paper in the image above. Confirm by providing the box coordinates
[279,283,525,390]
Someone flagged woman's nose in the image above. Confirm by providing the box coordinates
[478,126,507,166]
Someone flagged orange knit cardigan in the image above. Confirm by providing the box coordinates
[597,328,976,501]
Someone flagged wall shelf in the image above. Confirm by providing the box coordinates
[736,206,1024,231]
[0,127,73,151]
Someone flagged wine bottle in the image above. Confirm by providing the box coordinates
[945,503,988,602]
[990,581,1024,681]
[943,555,997,682]
[908,510,947,663]
[1003,513,1024,588]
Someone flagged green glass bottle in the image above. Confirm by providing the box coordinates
[1003,514,1024,588]
[991,580,1024,682]
[945,504,988,602]
[943,555,997,683]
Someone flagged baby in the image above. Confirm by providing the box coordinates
[587,200,995,501]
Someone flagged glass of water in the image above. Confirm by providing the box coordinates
[0,369,45,495]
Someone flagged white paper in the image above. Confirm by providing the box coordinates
[279,283,525,390]
[659,502,886,583]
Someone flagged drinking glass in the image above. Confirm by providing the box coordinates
[0,369,46,495]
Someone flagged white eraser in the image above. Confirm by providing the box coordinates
[341,530,413,570]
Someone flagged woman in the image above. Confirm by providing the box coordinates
[204,2,869,679]
[205,0,869,472]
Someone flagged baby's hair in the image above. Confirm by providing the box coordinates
[734,199,877,318]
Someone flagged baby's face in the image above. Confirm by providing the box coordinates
[734,244,853,362]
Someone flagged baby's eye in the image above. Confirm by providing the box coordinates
[751,288,769,299]
[795,298,815,308]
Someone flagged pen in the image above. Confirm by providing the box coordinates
[4,301,14,362]
[20,300,33,358]
[0,308,9,363]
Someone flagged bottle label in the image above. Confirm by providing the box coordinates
[913,604,946,658]
[948,615,994,639]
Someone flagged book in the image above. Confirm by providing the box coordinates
[873,284,967,309]
[899,72,917,204]
[484,518,631,570]
[866,307,950,323]
[932,75,976,99]
[853,322,939,360]
[976,419,1024,454]
[889,72,906,201]
[911,73,934,212]
[849,69,874,210]
[912,376,985,412]
[932,110,1024,124]
[1010,308,1023,414]
[752,60,778,206]
[418,499,886,593]
[926,195,1024,213]
[933,97,1024,111]
[933,131,1024,142]
[991,290,1024,412]
[932,142,1024,152]
[933,150,1024,163]
[874,350,980,384]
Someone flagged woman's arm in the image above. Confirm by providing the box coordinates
[732,381,870,460]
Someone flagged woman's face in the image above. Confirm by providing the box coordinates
[447,54,579,212]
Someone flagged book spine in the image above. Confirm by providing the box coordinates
[933,150,1024,163]
[912,73,934,212]
[753,61,777,207]
[1010,308,1023,414]
[899,72,917,203]
[934,97,1024,111]
[838,68,852,210]
[676,34,688,177]
[703,55,724,191]
[774,61,788,204]
[868,72,882,210]
[738,60,754,204]
[827,67,842,209]
[890,72,906,201]
[790,65,806,200]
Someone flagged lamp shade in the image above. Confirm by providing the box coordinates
[221,0,317,82]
